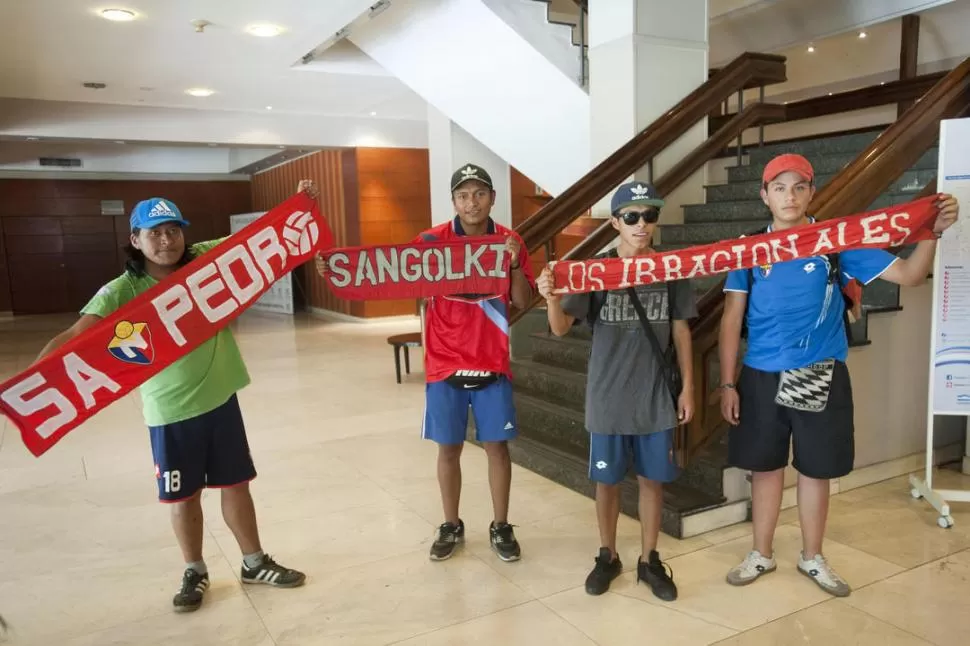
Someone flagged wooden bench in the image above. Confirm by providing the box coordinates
[387,332,422,384]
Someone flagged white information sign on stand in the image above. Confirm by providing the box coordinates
[229,211,295,316]
[910,117,970,528]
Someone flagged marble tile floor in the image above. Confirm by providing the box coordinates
[0,312,968,645]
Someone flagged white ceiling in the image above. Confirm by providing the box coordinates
[0,0,427,120]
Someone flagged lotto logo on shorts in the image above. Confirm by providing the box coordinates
[107,320,155,365]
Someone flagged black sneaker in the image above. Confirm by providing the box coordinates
[173,568,209,613]
[585,547,622,595]
[489,521,521,562]
[240,555,306,588]
[429,519,465,561]
[637,550,677,601]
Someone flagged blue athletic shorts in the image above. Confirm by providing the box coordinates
[148,394,257,503]
[588,429,680,485]
[422,376,518,445]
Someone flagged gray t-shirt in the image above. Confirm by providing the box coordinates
[561,269,698,436]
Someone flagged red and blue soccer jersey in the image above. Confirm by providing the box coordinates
[416,217,534,383]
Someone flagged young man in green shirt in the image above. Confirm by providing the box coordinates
[34,185,314,613]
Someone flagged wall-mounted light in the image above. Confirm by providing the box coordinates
[807,44,816,53]
[858,31,867,39]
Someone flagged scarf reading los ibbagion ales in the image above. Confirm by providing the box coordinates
[0,194,941,457]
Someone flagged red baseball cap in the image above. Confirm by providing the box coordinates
[762,153,814,185]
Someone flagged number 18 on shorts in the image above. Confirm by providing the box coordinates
[148,395,258,503]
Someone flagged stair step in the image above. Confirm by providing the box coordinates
[513,391,588,456]
[511,358,586,412]
[659,220,768,245]
[727,147,938,183]
[529,331,590,373]
[706,168,935,203]
[746,130,882,163]
[684,191,926,224]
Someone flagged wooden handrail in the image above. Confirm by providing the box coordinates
[709,71,947,132]
[510,101,788,322]
[515,52,786,248]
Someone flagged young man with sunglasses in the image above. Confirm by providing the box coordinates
[537,181,696,601]
[719,154,960,597]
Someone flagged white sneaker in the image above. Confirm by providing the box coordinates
[798,552,851,597]
[726,550,777,586]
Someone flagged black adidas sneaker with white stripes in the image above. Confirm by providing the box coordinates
[240,555,306,588]
[173,568,209,613]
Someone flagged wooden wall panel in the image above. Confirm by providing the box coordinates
[249,150,357,316]
[0,179,251,315]
[356,148,431,318]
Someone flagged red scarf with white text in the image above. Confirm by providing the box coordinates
[0,192,327,457]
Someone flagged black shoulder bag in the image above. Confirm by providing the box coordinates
[625,284,683,410]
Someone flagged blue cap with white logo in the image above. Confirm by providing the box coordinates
[610,181,665,214]
[129,198,191,231]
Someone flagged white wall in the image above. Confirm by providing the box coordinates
[349,0,590,196]
[481,0,583,85]
[0,98,428,150]
[0,141,235,174]
[228,148,286,173]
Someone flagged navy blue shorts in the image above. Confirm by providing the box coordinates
[588,430,680,485]
[148,394,257,503]
[422,377,518,445]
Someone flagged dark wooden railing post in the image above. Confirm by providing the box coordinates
[898,14,920,117]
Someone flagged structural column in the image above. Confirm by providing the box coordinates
[426,104,512,227]
[587,0,709,220]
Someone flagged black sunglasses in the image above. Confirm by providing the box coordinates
[614,209,660,226]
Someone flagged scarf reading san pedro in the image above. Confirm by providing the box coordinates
[0,192,327,457]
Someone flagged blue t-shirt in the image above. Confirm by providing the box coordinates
[724,249,897,372]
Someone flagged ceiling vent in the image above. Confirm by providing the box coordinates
[39,157,83,167]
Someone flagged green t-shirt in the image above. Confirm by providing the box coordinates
[81,239,251,427]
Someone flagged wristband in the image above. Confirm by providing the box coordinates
[721,383,736,390]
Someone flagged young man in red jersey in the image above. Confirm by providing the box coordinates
[416,164,534,562]
[316,163,534,561]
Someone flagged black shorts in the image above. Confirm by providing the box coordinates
[727,362,854,479]
[148,394,257,502]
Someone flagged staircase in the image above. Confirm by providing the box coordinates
[507,128,940,538]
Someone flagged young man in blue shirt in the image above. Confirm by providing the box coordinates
[718,154,959,597]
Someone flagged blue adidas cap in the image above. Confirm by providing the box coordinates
[610,181,665,214]
[129,198,191,232]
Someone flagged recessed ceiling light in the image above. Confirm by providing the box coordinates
[827,92,833,96]
[807,45,816,53]
[265,105,273,110]
[26,136,39,141]
[246,23,284,37]
[277,145,286,149]
[207,143,219,147]
[114,140,125,144]
[185,88,214,97]
[101,8,136,22]
[858,31,867,39]
[880,81,886,85]
[370,111,377,116]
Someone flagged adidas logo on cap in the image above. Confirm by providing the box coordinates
[148,200,176,218]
